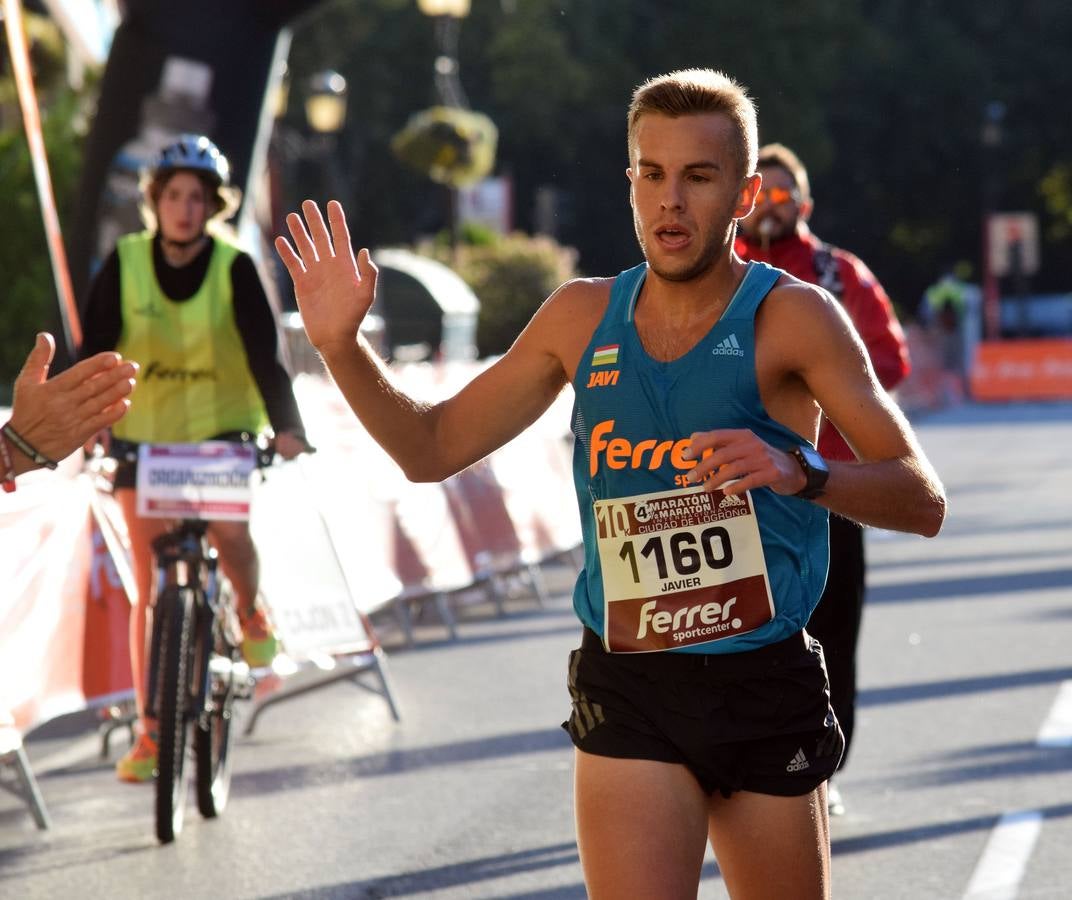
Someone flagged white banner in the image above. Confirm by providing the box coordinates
[250,457,378,658]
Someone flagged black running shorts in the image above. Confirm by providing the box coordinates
[562,627,844,798]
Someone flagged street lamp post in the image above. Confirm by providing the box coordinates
[414,0,473,110]
[418,0,471,109]
[305,69,348,135]
[417,0,471,251]
[305,69,349,208]
[266,68,349,311]
[980,100,1006,340]
[270,68,357,357]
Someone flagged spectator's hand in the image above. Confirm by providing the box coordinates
[274,200,378,358]
[6,333,137,475]
[274,429,310,461]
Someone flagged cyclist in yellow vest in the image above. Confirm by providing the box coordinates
[81,135,309,782]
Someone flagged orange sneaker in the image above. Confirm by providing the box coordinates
[116,731,158,783]
[239,602,279,668]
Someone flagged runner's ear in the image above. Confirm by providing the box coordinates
[734,173,762,220]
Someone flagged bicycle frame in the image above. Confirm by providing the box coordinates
[145,521,219,728]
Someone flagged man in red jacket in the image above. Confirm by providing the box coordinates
[737,143,910,816]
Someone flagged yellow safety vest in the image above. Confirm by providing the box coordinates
[112,232,268,442]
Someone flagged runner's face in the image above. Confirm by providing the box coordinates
[738,165,801,243]
[156,172,212,244]
[627,112,754,282]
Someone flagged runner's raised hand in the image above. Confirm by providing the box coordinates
[274,199,378,356]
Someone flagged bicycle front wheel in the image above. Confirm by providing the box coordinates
[194,676,235,816]
[198,587,240,818]
[155,585,196,844]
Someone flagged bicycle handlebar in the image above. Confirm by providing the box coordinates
[104,435,316,469]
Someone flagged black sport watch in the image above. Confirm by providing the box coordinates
[790,446,829,500]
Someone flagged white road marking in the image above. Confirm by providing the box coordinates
[961,681,1071,898]
[962,810,1043,900]
[1036,679,1072,747]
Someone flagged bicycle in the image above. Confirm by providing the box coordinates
[112,437,271,843]
[147,517,250,843]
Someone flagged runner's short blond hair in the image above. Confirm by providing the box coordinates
[628,68,758,179]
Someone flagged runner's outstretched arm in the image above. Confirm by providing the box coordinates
[275,200,570,482]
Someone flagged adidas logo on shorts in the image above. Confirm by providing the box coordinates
[786,748,810,773]
[712,333,745,357]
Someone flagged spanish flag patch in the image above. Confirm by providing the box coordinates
[591,344,619,367]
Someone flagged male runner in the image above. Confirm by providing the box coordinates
[276,68,945,900]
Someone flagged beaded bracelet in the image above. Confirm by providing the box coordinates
[0,430,16,493]
[1,421,58,471]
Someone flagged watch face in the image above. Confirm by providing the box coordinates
[793,445,829,499]
[801,446,829,473]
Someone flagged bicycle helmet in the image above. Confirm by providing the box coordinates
[151,134,230,187]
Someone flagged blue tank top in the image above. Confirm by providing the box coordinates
[570,260,829,654]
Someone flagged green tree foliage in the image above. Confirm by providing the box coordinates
[287,0,1072,317]
[284,0,441,247]
[1039,164,1072,242]
[0,19,88,404]
[817,1,1072,312]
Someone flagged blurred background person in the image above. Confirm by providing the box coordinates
[736,142,911,816]
[922,262,982,402]
[80,134,308,783]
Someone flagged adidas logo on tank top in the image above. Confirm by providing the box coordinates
[712,333,744,357]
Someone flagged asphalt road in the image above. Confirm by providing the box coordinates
[2,399,1070,899]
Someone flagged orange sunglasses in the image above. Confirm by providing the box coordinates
[754,186,801,206]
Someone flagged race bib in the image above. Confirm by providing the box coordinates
[594,484,774,653]
[136,442,255,521]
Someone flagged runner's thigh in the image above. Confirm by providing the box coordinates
[708,786,831,900]
[574,749,709,900]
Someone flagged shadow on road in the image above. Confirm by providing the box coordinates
[874,743,1072,790]
[255,843,726,899]
[868,545,1064,572]
[257,842,583,899]
[859,665,1072,707]
[232,726,573,798]
[376,617,582,656]
[833,801,1072,857]
[868,566,1072,604]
